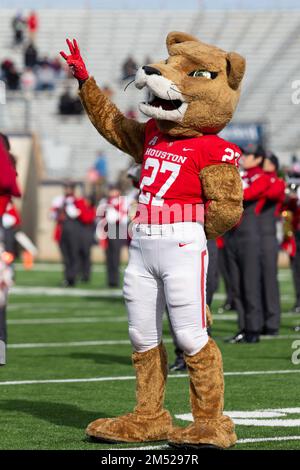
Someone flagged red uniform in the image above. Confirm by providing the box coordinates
[136,119,241,224]
[242,166,271,212]
[255,171,286,216]
[0,140,21,215]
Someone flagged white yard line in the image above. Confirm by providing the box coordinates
[7,339,136,349]
[9,286,123,298]
[14,264,108,273]
[115,436,300,450]
[8,287,296,302]
[7,317,128,325]
[0,369,300,386]
[6,331,300,348]
[7,316,300,326]
[14,263,125,273]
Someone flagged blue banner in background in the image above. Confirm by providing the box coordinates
[220,123,266,148]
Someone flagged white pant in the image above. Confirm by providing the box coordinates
[123,222,209,355]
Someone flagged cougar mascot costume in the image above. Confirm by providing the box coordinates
[61,32,245,449]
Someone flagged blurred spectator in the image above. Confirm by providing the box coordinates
[24,42,38,68]
[94,151,108,180]
[121,56,138,81]
[36,63,55,91]
[21,67,37,92]
[1,60,13,80]
[27,11,39,42]
[1,62,20,90]
[78,195,97,282]
[98,186,128,288]
[125,107,138,119]
[11,12,26,47]
[51,57,65,78]
[58,88,83,115]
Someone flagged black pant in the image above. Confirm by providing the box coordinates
[218,245,233,306]
[59,219,81,284]
[79,224,95,282]
[0,306,7,365]
[206,239,219,307]
[291,231,300,307]
[225,205,263,334]
[106,237,124,287]
[260,205,281,332]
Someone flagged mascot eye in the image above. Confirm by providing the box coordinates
[188,70,218,79]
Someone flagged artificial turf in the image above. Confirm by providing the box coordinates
[0,265,299,450]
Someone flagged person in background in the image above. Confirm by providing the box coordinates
[258,153,285,336]
[0,133,21,366]
[216,236,234,313]
[78,195,97,282]
[94,151,108,181]
[2,200,21,258]
[97,186,128,288]
[58,87,83,115]
[50,182,83,287]
[1,61,20,91]
[36,62,55,91]
[11,11,26,47]
[27,11,39,43]
[282,173,300,313]
[225,145,270,344]
[24,42,38,69]
[121,55,138,81]
[21,67,37,92]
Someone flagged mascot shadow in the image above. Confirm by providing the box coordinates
[0,399,106,429]
[41,351,132,366]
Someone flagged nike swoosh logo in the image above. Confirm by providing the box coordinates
[179,242,192,247]
[183,148,194,151]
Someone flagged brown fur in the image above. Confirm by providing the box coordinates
[86,343,172,443]
[200,164,243,239]
[80,32,245,447]
[151,31,245,137]
[168,338,237,449]
[79,77,145,163]
[79,32,245,238]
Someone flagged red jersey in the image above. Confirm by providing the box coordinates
[0,139,21,202]
[242,167,271,215]
[136,119,241,224]
[255,171,286,216]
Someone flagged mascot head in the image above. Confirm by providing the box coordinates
[135,31,245,137]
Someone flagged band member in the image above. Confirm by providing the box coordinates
[258,153,285,335]
[97,186,128,288]
[0,134,21,366]
[226,145,270,343]
[78,196,97,282]
[50,182,83,286]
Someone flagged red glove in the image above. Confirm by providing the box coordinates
[60,38,89,82]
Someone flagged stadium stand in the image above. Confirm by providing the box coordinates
[1,8,300,180]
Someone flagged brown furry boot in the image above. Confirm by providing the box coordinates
[168,338,237,449]
[86,343,173,443]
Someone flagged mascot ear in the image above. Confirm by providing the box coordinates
[166,31,198,53]
[226,52,246,90]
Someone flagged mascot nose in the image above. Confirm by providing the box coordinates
[142,66,162,76]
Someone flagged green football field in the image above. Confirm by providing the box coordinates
[0,263,300,450]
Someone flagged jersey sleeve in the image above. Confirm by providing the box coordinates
[199,136,241,170]
[243,174,271,201]
[266,178,286,202]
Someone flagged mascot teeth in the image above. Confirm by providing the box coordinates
[135,67,188,122]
